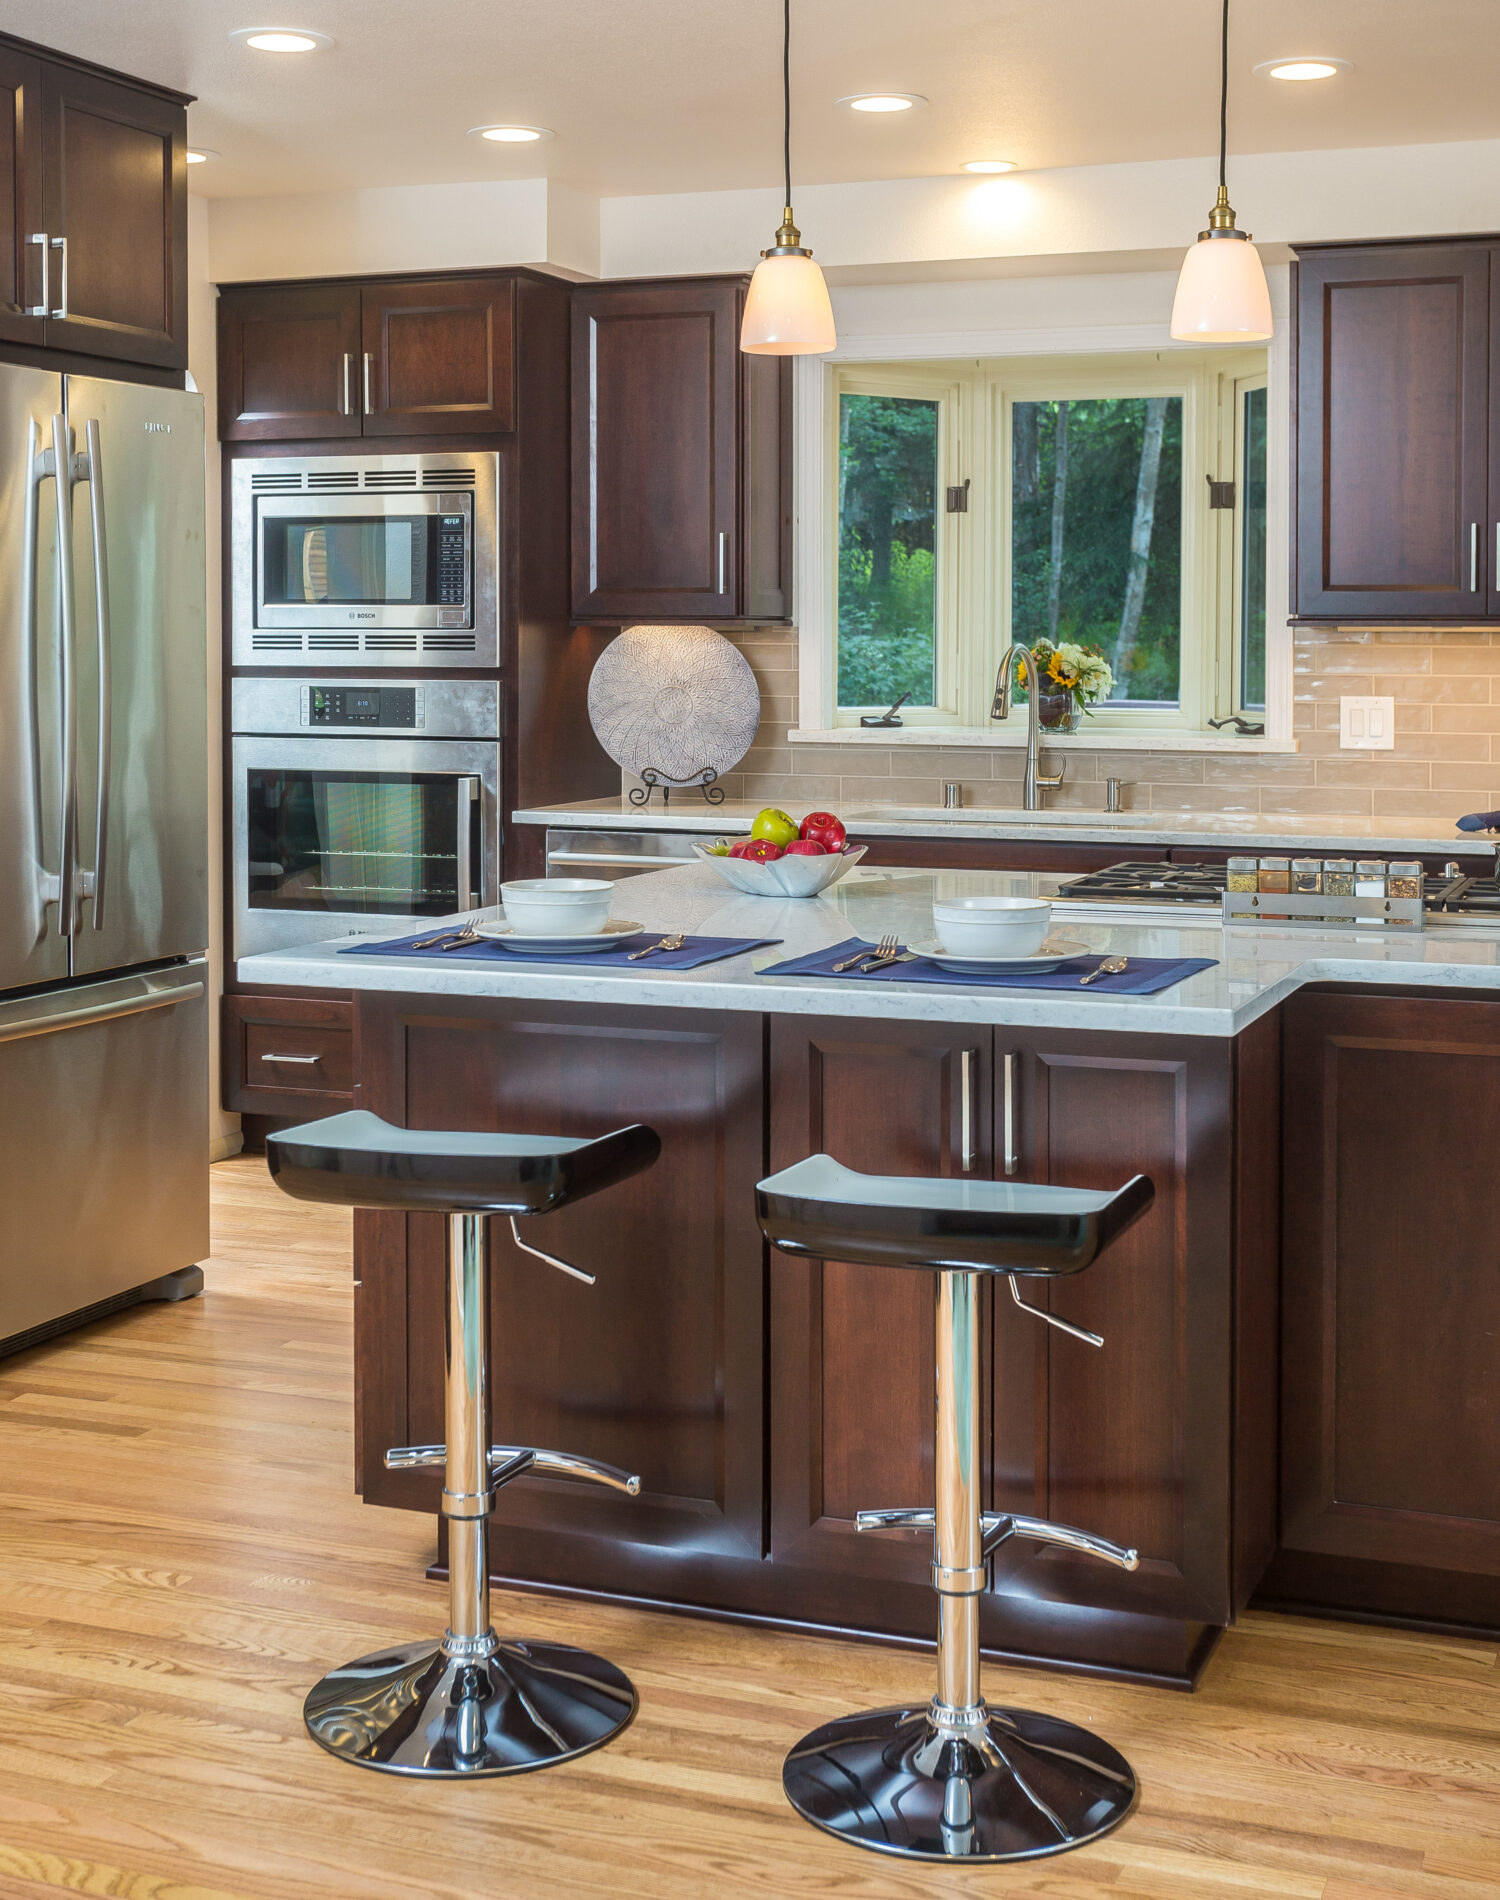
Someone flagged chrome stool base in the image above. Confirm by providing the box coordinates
[782,1701,1136,1862]
[304,1636,637,1778]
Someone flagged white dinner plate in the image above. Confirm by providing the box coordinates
[472,918,647,954]
[908,937,1091,974]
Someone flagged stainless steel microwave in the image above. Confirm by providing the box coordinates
[230,451,500,667]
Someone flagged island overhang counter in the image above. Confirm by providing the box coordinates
[237,863,1500,1687]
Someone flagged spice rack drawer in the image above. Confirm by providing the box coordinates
[222,995,356,1114]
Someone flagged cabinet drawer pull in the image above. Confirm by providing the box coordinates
[1002,1051,1018,1177]
[260,1051,322,1065]
[960,1047,977,1172]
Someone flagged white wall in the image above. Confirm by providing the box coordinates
[188,195,240,1163]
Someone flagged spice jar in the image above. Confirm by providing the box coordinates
[1323,858,1355,897]
[1292,858,1323,893]
[1226,856,1258,893]
[1257,857,1291,892]
[1354,859,1388,897]
[1387,861,1423,899]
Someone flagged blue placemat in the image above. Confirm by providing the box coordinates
[759,937,1217,995]
[338,928,781,971]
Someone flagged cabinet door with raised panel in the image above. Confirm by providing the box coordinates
[40,64,185,368]
[572,278,741,620]
[768,1019,990,1590]
[0,45,43,347]
[360,276,514,436]
[1294,244,1490,619]
[217,283,362,441]
[1279,992,1500,1593]
[994,1030,1237,1625]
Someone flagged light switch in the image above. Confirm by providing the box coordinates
[1340,694,1395,750]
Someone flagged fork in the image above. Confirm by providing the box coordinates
[627,932,687,961]
[412,919,481,951]
[832,934,897,973]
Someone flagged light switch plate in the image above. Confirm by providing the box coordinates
[1340,694,1395,750]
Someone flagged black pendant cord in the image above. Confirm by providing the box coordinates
[1218,0,1229,189]
[783,0,793,208]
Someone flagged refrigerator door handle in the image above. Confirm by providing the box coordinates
[23,415,61,919]
[0,970,205,1046]
[49,412,78,937]
[76,417,111,930]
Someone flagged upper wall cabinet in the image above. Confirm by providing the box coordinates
[1293,242,1494,620]
[0,43,186,368]
[571,277,790,622]
[217,275,516,442]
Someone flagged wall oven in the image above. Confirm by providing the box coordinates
[230,451,500,667]
[231,680,501,958]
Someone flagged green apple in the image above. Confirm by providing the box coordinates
[750,806,800,848]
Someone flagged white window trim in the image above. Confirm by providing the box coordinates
[792,291,1292,750]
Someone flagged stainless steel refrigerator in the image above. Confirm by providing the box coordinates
[0,366,209,1354]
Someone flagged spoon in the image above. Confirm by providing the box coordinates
[1079,955,1128,986]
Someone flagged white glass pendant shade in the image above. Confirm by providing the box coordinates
[740,249,837,355]
[1170,232,1273,342]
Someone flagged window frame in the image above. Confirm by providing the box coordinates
[823,346,1273,739]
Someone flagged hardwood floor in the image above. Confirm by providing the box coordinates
[0,1156,1494,1898]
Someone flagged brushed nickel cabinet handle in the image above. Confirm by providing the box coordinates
[1002,1051,1018,1177]
[341,352,353,417]
[1471,521,1479,592]
[362,351,374,415]
[260,1051,321,1065]
[960,1048,977,1172]
[717,529,727,596]
[27,232,48,316]
[50,235,67,318]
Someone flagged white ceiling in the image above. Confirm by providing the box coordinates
[13,0,1500,202]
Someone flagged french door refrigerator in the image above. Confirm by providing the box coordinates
[0,366,209,1354]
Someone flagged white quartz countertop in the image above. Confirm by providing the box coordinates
[236,861,1500,1040]
[510,797,1498,857]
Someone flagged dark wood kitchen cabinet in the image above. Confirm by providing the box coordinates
[1263,990,1500,1629]
[571,276,790,622]
[1293,241,1492,620]
[217,273,515,441]
[0,36,187,368]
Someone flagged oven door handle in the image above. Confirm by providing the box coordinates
[456,775,480,910]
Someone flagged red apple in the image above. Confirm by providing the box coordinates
[800,810,847,851]
[783,838,827,856]
[741,838,784,862]
[726,839,755,858]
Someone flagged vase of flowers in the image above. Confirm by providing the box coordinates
[1020,638,1114,732]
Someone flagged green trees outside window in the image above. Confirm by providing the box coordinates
[837,393,939,709]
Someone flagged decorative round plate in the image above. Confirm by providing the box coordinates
[473,919,647,955]
[588,625,761,786]
[908,937,1091,973]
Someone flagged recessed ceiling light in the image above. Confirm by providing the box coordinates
[1253,56,1352,81]
[838,93,927,113]
[186,148,219,165]
[468,123,554,144]
[229,27,333,53]
[963,159,1018,174]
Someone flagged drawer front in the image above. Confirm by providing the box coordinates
[245,1021,354,1094]
[222,994,355,1114]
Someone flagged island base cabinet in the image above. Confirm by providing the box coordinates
[1262,991,1500,1632]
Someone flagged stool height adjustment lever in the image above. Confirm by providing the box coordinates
[509,1215,595,1284]
[1006,1273,1104,1347]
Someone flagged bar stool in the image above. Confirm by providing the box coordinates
[755,1155,1154,1864]
[267,1108,661,1779]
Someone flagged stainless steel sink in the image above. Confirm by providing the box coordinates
[847,807,1143,827]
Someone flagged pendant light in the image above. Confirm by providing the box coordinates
[741,0,836,355]
[1170,0,1273,342]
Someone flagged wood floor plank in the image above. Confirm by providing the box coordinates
[0,1154,1495,1899]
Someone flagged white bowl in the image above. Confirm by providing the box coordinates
[500,877,613,936]
[693,841,867,897]
[932,895,1052,958]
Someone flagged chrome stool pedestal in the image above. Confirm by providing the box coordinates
[268,1111,660,1779]
[757,1157,1155,1863]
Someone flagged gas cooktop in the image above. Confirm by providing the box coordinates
[1055,859,1500,917]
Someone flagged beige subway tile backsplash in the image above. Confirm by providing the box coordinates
[611,624,1500,825]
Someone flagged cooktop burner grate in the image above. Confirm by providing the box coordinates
[1055,861,1228,905]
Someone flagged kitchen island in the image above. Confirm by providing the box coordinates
[239,862,1500,1684]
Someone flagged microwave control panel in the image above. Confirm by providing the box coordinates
[436,515,467,606]
[305,686,422,728]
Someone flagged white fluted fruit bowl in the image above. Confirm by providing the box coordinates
[693,841,866,897]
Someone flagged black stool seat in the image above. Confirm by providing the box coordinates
[267,1109,661,1215]
[756,1154,1153,1277]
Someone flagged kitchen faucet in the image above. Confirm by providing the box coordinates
[991,643,1066,811]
